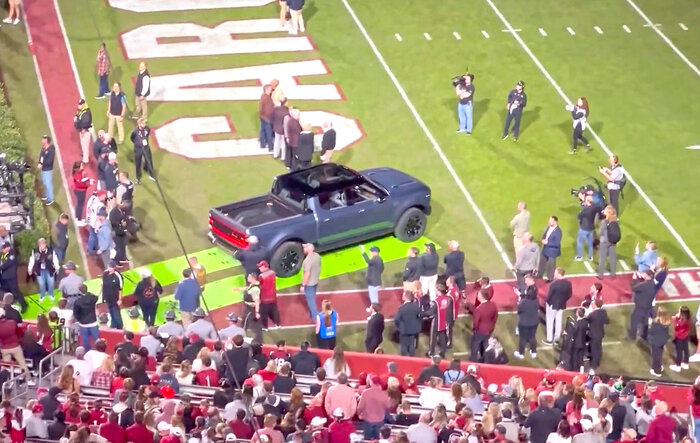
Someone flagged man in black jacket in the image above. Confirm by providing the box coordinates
[443,240,466,294]
[543,268,572,345]
[361,245,384,308]
[419,243,439,299]
[570,308,589,371]
[417,355,443,384]
[295,123,314,170]
[576,195,599,261]
[38,387,61,420]
[402,247,421,293]
[2,294,22,324]
[290,341,320,375]
[365,303,385,352]
[0,243,25,312]
[102,260,123,329]
[514,274,539,359]
[523,393,561,443]
[587,298,609,372]
[234,235,267,279]
[74,99,92,164]
[628,270,655,340]
[129,118,155,183]
[225,334,250,387]
[395,291,422,356]
[72,284,99,351]
[109,203,128,263]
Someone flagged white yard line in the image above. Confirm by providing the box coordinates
[642,23,661,28]
[502,28,521,33]
[538,28,547,37]
[340,0,515,270]
[594,26,604,35]
[622,25,632,33]
[423,32,432,41]
[453,31,462,40]
[394,33,402,42]
[625,0,700,77]
[583,261,595,273]
[481,30,490,39]
[679,23,688,31]
[566,26,576,35]
[619,260,631,271]
[484,0,700,266]
[22,3,91,278]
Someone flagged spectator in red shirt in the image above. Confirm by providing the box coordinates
[0,308,29,380]
[645,402,674,443]
[257,360,278,382]
[357,375,390,440]
[72,161,92,222]
[229,409,254,440]
[89,400,107,426]
[125,411,153,443]
[100,412,127,443]
[328,407,354,443]
[670,306,691,372]
[62,394,81,424]
[195,356,220,386]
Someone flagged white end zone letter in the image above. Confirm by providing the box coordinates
[109,0,274,13]
[154,112,363,159]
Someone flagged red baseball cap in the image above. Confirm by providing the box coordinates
[32,404,44,413]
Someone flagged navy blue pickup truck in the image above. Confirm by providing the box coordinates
[208,163,431,276]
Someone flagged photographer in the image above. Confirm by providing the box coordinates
[598,155,625,213]
[454,73,474,135]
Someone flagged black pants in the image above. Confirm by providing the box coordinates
[609,188,620,214]
[399,333,417,356]
[74,190,86,220]
[572,126,589,151]
[429,329,448,357]
[571,346,585,371]
[470,332,489,362]
[244,312,263,344]
[651,345,664,372]
[515,269,533,292]
[260,302,280,328]
[284,145,295,169]
[589,336,603,369]
[537,254,557,281]
[503,109,523,138]
[316,335,336,350]
[114,234,127,262]
[628,308,648,340]
[0,279,26,310]
[134,147,155,180]
[674,338,689,365]
[141,304,158,327]
[518,325,537,354]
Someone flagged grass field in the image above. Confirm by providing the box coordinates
[2,0,700,381]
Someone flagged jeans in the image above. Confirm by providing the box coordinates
[674,338,689,365]
[87,228,97,254]
[79,325,99,351]
[304,285,318,319]
[98,74,109,96]
[108,304,123,329]
[273,133,286,159]
[362,421,383,440]
[41,170,54,202]
[457,102,472,132]
[55,246,66,264]
[576,228,594,258]
[74,190,86,220]
[259,119,274,150]
[367,286,380,305]
[36,270,55,300]
[694,417,700,443]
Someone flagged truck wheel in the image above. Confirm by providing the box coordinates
[394,207,427,242]
[271,241,304,277]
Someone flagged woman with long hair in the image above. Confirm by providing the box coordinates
[72,161,92,223]
[653,256,669,292]
[315,299,338,350]
[445,383,463,411]
[670,306,691,372]
[287,387,306,418]
[162,336,182,363]
[598,205,619,278]
[91,356,115,389]
[322,347,350,378]
[546,419,571,443]
[36,314,53,353]
[177,360,194,385]
[57,365,80,394]
[648,307,671,377]
[565,97,591,154]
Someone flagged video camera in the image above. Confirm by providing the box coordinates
[570,177,607,207]
[451,69,475,88]
[0,153,33,234]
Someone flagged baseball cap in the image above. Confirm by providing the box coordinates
[97,208,108,217]
[257,260,269,269]
[424,242,435,251]
[157,422,171,433]
[193,307,205,317]
[164,310,176,321]
[63,260,77,270]
[310,416,326,427]
[332,407,344,418]
[128,307,140,318]
[467,364,477,374]
[516,80,525,87]
[227,313,239,322]
[225,434,237,442]
[77,98,86,105]
[369,246,379,253]
[170,427,184,437]
[160,384,175,399]
[96,190,107,198]
[32,404,44,413]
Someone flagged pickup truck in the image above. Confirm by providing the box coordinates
[208,163,431,276]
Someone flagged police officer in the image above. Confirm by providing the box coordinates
[109,202,128,264]
[219,313,246,341]
[502,80,527,141]
[129,118,156,183]
[394,291,422,356]
[598,155,624,213]
[257,260,280,329]
[0,242,25,312]
[101,260,123,329]
[158,311,185,337]
[240,272,263,344]
[115,171,135,217]
[426,280,453,358]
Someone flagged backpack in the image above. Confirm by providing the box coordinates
[607,221,621,244]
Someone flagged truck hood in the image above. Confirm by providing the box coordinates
[361,167,428,193]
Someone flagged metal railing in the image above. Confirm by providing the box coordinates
[38,346,66,388]
[1,367,30,402]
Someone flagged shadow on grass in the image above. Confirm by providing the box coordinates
[519,105,542,136]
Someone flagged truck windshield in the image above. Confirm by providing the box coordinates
[272,181,307,210]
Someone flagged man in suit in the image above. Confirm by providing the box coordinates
[394,291,422,356]
[538,216,562,281]
[628,270,656,341]
[587,298,609,373]
[443,240,466,295]
[514,274,539,359]
[570,308,589,372]
[283,108,302,170]
[365,303,385,353]
[543,268,572,345]
[295,122,314,170]
[466,289,498,362]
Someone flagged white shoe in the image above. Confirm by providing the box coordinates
[2,18,12,24]
[530,351,537,359]
[669,364,681,372]
[681,363,690,370]
[650,369,662,377]
[689,354,700,362]
[12,18,19,25]
[513,351,524,360]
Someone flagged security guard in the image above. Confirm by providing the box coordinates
[241,272,263,344]
[129,118,156,183]
[0,242,26,312]
[502,80,527,141]
[115,171,135,216]
[394,291,422,356]
[101,260,123,329]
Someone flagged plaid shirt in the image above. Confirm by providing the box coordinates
[91,370,114,389]
[96,49,111,76]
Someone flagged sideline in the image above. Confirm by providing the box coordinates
[483,0,700,267]
[340,0,514,272]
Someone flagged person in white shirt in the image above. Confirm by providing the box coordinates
[66,346,93,386]
[407,412,438,443]
[418,377,447,409]
[24,404,48,439]
[322,348,351,378]
[83,339,108,371]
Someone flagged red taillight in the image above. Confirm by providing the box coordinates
[209,216,249,249]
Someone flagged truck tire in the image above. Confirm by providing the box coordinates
[270,241,304,277]
[394,207,427,242]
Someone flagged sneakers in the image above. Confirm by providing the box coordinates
[2,18,11,24]
[542,339,553,346]
[681,363,690,369]
[569,149,577,155]
[585,144,592,151]
[513,137,519,142]
[587,256,593,261]
[466,131,471,135]
[45,200,54,206]
[501,134,509,141]
[12,18,19,25]
[94,94,105,100]
[650,369,662,377]
[669,364,681,372]
[574,256,583,261]
[530,351,537,359]
[148,175,156,182]
[456,129,466,133]
[513,351,524,360]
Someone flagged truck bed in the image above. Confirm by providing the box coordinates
[214,194,302,227]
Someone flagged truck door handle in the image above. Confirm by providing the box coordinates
[358,209,366,214]
[323,218,331,222]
